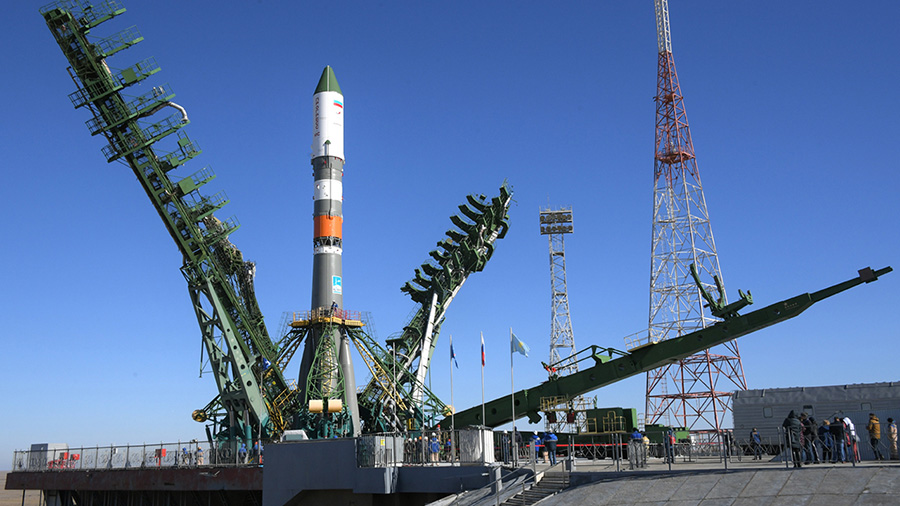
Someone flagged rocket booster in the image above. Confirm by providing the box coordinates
[303,66,360,435]
[311,65,344,311]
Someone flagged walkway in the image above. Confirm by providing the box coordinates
[540,460,900,505]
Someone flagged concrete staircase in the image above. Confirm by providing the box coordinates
[503,471,570,505]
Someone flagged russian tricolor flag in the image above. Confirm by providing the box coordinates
[333,100,343,109]
[481,333,485,367]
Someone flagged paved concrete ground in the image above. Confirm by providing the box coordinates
[536,459,900,505]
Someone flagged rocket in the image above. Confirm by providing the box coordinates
[298,66,360,435]
[310,65,345,311]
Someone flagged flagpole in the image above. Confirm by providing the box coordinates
[480,332,486,429]
[450,334,456,465]
[481,331,486,464]
[510,327,516,466]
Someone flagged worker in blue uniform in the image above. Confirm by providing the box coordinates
[543,430,559,465]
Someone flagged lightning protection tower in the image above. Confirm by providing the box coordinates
[645,0,747,437]
[540,207,588,432]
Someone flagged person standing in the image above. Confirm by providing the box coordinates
[750,428,763,460]
[844,416,860,462]
[782,411,803,468]
[642,433,651,461]
[866,413,885,461]
[887,418,898,460]
[195,446,204,466]
[543,430,559,465]
[514,430,523,460]
[428,433,440,464]
[721,431,733,458]
[531,431,542,462]
[801,415,820,464]
[818,420,833,463]
[665,429,677,464]
[629,429,644,468]
[500,431,511,463]
[238,443,248,464]
[830,417,847,463]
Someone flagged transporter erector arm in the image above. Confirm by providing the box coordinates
[444,266,892,429]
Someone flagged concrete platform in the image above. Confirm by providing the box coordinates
[538,460,900,506]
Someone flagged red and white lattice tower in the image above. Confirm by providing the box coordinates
[645,0,747,438]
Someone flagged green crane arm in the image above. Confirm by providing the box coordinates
[442,266,892,429]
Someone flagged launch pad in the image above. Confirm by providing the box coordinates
[18,2,894,506]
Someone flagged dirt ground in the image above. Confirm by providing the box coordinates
[1,473,42,506]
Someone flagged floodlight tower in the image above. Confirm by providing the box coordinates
[540,208,588,432]
[645,0,748,437]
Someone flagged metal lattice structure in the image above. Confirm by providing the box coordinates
[354,183,513,432]
[279,309,363,438]
[40,1,298,446]
[539,208,589,432]
[41,1,514,440]
[645,0,748,435]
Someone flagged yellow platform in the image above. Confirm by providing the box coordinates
[290,315,364,328]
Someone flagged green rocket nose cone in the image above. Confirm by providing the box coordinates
[315,66,342,95]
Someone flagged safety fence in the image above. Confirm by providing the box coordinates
[15,427,892,473]
[357,429,494,467]
[11,440,270,472]
[490,430,797,471]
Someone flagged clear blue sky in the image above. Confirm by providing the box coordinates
[2,1,897,466]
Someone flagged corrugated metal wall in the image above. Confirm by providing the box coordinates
[731,381,900,456]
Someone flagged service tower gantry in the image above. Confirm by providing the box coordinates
[645,0,747,437]
[539,208,590,433]
[40,0,299,449]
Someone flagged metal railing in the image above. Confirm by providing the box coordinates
[292,308,363,323]
[19,427,882,475]
[623,329,655,351]
[11,440,268,472]
[357,428,494,467]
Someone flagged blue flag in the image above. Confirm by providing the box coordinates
[511,332,530,357]
[450,337,459,368]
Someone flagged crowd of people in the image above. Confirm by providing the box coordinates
[402,433,443,464]
[780,411,898,467]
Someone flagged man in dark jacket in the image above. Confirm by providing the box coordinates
[750,428,763,460]
[819,420,833,463]
[782,410,803,467]
[830,417,847,463]
[514,430,523,461]
[801,414,820,464]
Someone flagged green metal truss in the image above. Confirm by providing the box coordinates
[41,1,298,443]
[355,182,513,432]
[349,325,449,432]
[293,319,354,439]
